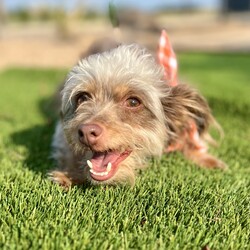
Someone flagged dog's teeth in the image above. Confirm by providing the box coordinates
[89,169,109,176]
[87,160,92,168]
[107,162,112,172]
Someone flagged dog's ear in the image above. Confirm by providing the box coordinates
[162,84,213,136]
[161,83,226,169]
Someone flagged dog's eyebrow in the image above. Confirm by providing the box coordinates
[64,73,92,106]
[112,86,143,102]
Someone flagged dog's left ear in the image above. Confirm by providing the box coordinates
[162,84,212,138]
[161,84,227,169]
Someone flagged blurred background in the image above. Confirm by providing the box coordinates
[0,0,250,69]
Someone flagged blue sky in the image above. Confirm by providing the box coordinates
[5,0,221,11]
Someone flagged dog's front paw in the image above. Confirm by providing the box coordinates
[48,170,72,190]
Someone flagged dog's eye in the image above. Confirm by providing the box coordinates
[125,97,141,108]
[76,92,91,106]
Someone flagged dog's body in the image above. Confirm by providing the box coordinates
[49,43,226,188]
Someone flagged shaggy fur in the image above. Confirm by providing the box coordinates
[49,44,226,188]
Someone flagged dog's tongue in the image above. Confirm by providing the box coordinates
[90,151,120,171]
[88,150,131,181]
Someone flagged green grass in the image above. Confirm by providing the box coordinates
[0,54,249,250]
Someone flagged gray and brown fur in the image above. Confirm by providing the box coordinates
[49,43,226,189]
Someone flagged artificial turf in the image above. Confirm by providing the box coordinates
[0,54,249,250]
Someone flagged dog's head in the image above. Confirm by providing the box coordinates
[60,44,171,185]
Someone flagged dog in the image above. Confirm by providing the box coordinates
[49,42,226,188]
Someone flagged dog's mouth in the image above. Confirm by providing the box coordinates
[86,150,131,181]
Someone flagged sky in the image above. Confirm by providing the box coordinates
[4,0,221,12]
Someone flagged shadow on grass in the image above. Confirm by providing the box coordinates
[10,95,59,175]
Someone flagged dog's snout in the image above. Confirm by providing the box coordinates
[78,124,103,145]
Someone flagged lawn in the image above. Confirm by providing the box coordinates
[0,54,249,250]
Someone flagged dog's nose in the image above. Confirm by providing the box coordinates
[78,124,103,145]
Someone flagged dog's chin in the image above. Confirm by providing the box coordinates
[86,150,132,182]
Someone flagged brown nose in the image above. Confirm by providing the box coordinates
[78,124,103,145]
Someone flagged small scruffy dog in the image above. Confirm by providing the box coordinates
[49,43,226,188]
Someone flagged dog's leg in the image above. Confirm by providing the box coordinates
[180,120,226,169]
[49,122,87,189]
[162,84,227,169]
[48,170,73,189]
[48,167,86,190]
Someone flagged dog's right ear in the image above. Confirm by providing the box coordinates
[161,83,227,169]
